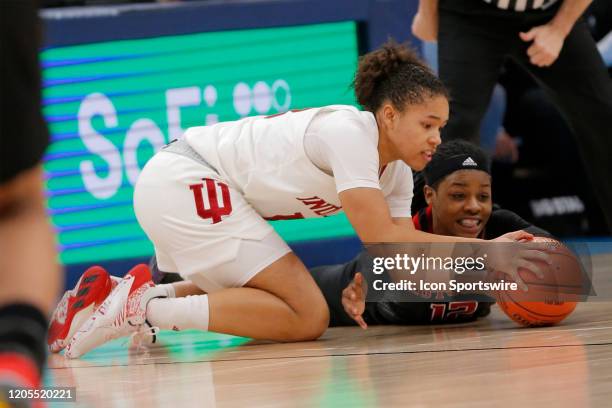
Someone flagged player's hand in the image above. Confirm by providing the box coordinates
[341,272,368,329]
[520,24,566,67]
[497,230,534,242]
[411,10,438,42]
[488,232,552,291]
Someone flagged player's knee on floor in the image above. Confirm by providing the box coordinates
[308,298,330,339]
[285,311,329,342]
[278,295,329,342]
[297,277,331,339]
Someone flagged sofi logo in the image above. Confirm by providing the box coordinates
[77,81,290,199]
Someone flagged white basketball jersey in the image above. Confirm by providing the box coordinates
[184,105,413,220]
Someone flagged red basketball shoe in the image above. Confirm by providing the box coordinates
[65,264,161,359]
[47,266,117,353]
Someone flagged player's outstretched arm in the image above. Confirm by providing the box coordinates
[339,187,550,289]
[339,187,477,244]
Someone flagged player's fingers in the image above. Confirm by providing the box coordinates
[343,286,357,301]
[520,249,552,265]
[342,289,363,311]
[342,286,355,301]
[353,273,367,299]
[346,303,362,317]
[354,272,363,287]
[346,295,364,315]
[505,230,534,242]
[354,315,368,330]
[341,294,357,315]
[517,258,544,281]
[521,241,553,252]
[347,284,357,300]
[510,269,529,292]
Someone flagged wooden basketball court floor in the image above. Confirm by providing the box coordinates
[46,253,612,408]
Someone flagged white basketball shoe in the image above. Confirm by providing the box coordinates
[64,264,164,359]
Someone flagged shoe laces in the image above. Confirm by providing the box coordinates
[127,320,159,351]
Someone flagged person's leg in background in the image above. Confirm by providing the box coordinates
[420,39,509,156]
[437,0,514,145]
[479,84,509,156]
[515,17,612,232]
[0,0,61,391]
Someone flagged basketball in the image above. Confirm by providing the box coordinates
[496,237,582,327]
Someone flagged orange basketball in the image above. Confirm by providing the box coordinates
[497,297,577,327]
[496,237,582,327]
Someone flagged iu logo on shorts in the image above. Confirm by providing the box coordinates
[189,178,232,224]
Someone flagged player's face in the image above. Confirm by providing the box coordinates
[384,95,449,171]
[425,170,493,238]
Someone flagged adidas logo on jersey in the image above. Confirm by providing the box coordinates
[462,157,478,167]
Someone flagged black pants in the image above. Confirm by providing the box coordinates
[438,0,612,231]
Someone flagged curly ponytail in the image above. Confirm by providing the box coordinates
[353,39,449,112]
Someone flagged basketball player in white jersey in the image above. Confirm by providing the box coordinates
[58,41,548,358]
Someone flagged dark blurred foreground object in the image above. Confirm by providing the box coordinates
[0,0,61,397]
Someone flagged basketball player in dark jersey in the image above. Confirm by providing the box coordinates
[309,140,552,328]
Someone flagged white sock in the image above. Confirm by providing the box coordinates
[156,283,176,299]
[146,294,209,331]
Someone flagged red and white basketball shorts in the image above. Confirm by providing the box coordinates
[133,150,291,292]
